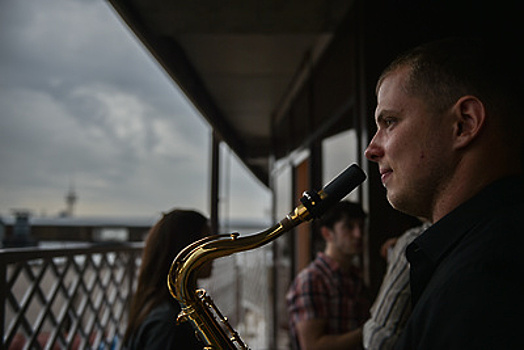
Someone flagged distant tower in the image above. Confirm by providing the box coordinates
[64,182,78,217]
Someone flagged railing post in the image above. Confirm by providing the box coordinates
[128,248,137,308]
[0,254,6,350]
[210,130,221,235]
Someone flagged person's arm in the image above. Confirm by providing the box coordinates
[380,237,398,260]
[295,318,362,350]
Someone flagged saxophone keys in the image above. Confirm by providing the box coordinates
[176,309,190,324]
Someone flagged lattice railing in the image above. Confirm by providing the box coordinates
[0,242,143,350]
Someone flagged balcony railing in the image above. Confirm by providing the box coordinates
[0,242,143,350]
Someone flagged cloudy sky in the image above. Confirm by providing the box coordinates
[0,0,271,222]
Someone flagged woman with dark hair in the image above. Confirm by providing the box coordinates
[123,209,211,349]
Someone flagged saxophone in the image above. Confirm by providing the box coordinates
[167,164,366,349]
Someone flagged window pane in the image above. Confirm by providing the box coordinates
[322,129,360,202]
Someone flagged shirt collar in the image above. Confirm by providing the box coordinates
[317,251,361,276]
[406,175,524,304]
[412,175,524,265]
[317,251,340,271]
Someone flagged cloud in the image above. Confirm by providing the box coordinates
[0,0,270,221]
[0,0,209,216]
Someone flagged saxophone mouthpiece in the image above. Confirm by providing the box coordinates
[300,163,366,219]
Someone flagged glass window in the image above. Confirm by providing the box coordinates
[322,129,360,202]
[218,143,272,232]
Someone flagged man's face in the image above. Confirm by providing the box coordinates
[330,217,364,257]
[364,67,455,220]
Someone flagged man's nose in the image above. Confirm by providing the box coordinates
[353,226,363,238]
[364,133,383,162]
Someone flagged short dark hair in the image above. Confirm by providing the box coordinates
[319,200,367,230]
[378,37,522,139]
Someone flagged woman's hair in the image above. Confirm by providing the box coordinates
[123,209,208,344]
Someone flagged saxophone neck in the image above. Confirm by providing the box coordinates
[282,189,329,228]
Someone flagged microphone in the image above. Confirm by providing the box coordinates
[300,163,367,219]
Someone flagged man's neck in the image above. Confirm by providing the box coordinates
[324,248,353,273]
[431,146,520,223]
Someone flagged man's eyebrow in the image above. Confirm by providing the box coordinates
[375,109,399,123]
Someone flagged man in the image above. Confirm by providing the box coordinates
[286,200,370,350]
[362,221,430,349]
[364,37,524,349]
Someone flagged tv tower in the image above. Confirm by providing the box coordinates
[64,181,77,217]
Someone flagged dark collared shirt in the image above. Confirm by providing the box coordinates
[395,176,524,350]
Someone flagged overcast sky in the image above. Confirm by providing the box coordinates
[0,0,271,222]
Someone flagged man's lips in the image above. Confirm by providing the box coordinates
[380,169,392,185]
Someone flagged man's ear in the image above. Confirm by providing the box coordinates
[320,226,332,242]
[452,95,486,149]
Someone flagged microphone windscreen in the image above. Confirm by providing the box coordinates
[322,163,366,203]
[300,163,366,219]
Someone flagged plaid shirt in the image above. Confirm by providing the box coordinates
[286,252,370,350]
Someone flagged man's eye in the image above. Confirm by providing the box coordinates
[343,223,356,230]
[376,115,398,129]
[384,118,396,127]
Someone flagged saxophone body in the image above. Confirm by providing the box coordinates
[167,164,366,349]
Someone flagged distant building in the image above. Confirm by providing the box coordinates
[0,216,6,245]
[3,210,38,248]
[1,215,271,247]
[2,215,157,246]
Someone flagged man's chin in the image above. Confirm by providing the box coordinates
[388,194,426,218]
[387,192,410,214]
[386,191,398,208]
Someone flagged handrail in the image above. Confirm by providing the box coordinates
[0,242,143,263]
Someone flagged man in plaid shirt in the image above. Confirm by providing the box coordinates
[286,201,370,350]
